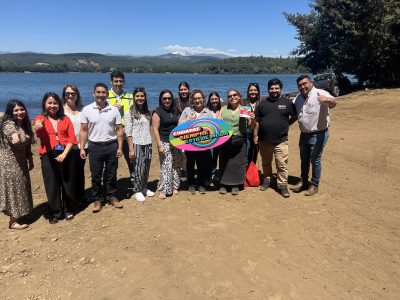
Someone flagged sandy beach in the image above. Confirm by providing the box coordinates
[1,88,399,299]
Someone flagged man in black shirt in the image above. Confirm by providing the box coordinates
[253,78,297,198]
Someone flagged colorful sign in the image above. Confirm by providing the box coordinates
[169,118,233,151]
[239,105,253,118]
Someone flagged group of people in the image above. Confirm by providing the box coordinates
[0,71,336,230]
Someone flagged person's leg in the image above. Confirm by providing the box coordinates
[122,138,134,174]
[274,141,289,187]
[197,150,211,187]
[185,151,196,187]
[140,144,153,195]
[159,141,173,196]
[246,128,254,165]
[258,141,274,189]
[60,152,77,218]
[171,146,182,193]
[104,142,119,202]
[299,132,311,184]
[274,141,290,197]
[88,143,105,202]
[41,152,62,219]
[310,130,329,187]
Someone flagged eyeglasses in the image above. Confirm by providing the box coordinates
[228,93,238,98]
[162,97,172,100]
[65,92,77,97]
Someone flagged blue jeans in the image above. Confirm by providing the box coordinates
[299,130,329,187]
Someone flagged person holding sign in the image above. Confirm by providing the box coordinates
[218,89,255,195]
[179,89,213,194]
[33,92,77,223]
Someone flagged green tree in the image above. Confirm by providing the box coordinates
[284,0,400,86]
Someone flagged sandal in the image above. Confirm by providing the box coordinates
[159,192,166,199]
[9,222,29,230]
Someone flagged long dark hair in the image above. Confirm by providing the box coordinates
[246,82,261,105]
[206,91,222,111]
[130,87,151,121]
[61,84,83,111]
[176,81,190,112]
[41,92,65,119]
[0,99,34,146]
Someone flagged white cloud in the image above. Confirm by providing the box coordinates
[162,45,259,57]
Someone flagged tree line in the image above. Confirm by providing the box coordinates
[284,0,400,86]
[0,56,308,74]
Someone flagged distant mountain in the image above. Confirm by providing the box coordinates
[0,52,309,74]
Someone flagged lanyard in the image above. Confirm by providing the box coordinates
[50,118,60,143]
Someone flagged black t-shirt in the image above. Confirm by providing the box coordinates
[154,106,180,142]
[254,96,296,144]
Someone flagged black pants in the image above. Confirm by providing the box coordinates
[41,151,77,218]
[88,141,118,202]
[186,150,211,187]
[122,139,134,174]
[69,149,86,205]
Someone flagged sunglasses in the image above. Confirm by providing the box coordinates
[228,93,238,98]
[65,92,77,97]
[162,97,172,100]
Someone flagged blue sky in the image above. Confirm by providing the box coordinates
[1,0,311,57]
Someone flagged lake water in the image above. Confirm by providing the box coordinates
[0,73,302,116]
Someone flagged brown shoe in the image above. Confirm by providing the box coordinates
[290,180,307,193]
[92,201,102,213]
[110,199,123,208]
[305,185,318,196]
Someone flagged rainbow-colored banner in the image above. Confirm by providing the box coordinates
[169,118,233,151]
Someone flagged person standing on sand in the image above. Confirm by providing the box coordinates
[179,89,213,195]
[0,100,34,230]
[34,93,78,223]
[291,74,336,196]
[245,82,262,165]
[62,84,87,208]
[80,83,124,212]
[206,91,223,182]
[125,87,155,202]
[218,88,255,195]
[107,70,134,175]
[152,89,181,199]
[253,78,297,198]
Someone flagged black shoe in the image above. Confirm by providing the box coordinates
[290,180,307,193]
[49,217,58,224]
[260,179,270,191]
[278,185,290,198]
[219,186,227,194]
[65,212,74,220]
[199,186,206,194]
[231,187,239,195]
[189,185,196,194]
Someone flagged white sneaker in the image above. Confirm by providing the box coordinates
[142,189,155,197]
[133,192,146,202]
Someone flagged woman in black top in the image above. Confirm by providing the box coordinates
[152,89,182,199]
[245,83,261,164]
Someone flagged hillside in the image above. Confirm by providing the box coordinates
[0,52,309,74]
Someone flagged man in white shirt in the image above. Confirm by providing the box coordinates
[80,82,124,212]
[291,75,337,196]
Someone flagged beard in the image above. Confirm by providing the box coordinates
[269,92,281,99]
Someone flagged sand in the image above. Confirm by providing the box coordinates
[1,88,399,299]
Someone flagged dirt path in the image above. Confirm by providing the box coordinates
[1,89,399,299]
